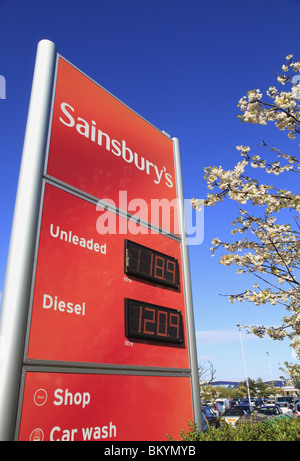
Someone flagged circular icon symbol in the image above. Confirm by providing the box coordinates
[29,428,44,441]
[34,388,47,406]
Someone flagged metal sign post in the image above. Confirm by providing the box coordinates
[0,40,57,440]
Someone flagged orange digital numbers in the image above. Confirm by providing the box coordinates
[125,299,183,344]
[125,240,179,288]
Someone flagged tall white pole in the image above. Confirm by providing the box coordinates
[173,138,202,432]
[266,352,275,388]
[0,40,57,440]
[237,324,251,404]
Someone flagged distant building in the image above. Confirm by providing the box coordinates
[210,381,239,389]
[210,380,286,389]
[208,380,300,397]
[262,380,286,388]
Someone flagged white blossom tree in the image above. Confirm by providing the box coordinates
[279,361,300,394]
[192,55,300,359]
[198,361,219,402]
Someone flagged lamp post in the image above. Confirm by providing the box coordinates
[266,351,275,389]
[237,324,251,404]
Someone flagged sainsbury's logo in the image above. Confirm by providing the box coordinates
[57,101,204,245]
[59,102,174,188]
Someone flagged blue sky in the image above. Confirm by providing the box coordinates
[0,0,299,382]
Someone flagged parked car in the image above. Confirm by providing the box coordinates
[201,411,209,431]
[216,398,230,414]
[235,413,267,425]
[294,403,300,416]
[276,396,299,406]
[265,399,276,404]
[257,405,292,421]
[253,398,264,409]
[275,401,293,416]
[221,408,246,426]
[235,403,254,414]
[242,398,256,406]
[204,401,222,417]
[202,405,219,427]
[230,398,240,407]
[215,401,223,416]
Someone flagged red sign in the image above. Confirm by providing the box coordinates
[16,50,197,442]
[46,57,179,234]
[26,184,189,369]
[18,371,193,441]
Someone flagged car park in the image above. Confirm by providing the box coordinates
[276,396,299,406]
[275,401,293,416]
[294,403,300,416]
[253,398,264,408]
[201,411,209,431]
[202,405,219,427]
[230,398,240,407]
[215,401,223,416]
[234,403,254,414]
[207,402,223,417]
[265,399,276,405]
[216,398,230,414]
[221,408,247,426]
[245,399,256,407]
[257,405,291,421]
[235,412,267,425]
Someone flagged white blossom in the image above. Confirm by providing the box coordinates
[194,54,300,357]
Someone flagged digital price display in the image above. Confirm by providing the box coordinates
[125,240,179,288]
[125,298,183,344]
